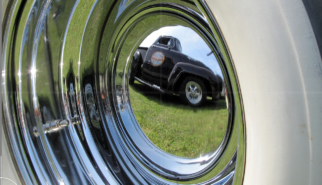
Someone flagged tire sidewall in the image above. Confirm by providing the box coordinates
[206,0,322,184]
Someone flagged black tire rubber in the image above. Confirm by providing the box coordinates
[129,55,137,85]
[129,51,144,85]
[129,66,135,85]
[179,76,207,107]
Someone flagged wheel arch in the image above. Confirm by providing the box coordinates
[173,72,212,96]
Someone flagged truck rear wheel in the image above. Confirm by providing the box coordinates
[129,61,135,85]
[179,77,207,106]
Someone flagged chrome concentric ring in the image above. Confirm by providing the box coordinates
[2,0,245,184]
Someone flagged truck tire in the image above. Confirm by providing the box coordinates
[129,58,135,85]
[179,77,207,106]
[129,51,143,85]
[206,1,322,184]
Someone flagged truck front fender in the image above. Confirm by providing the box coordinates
[168,62,223,99]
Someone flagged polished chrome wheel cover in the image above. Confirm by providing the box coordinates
[2,0,246,184]
[185,81,202,104]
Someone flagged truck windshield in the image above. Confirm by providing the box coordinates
[176,40,182,52]
[157,37,171,45]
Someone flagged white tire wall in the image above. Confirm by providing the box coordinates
[205,0,322,185]
[1,127,21,185]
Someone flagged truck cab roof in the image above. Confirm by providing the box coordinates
[153,36,183,52]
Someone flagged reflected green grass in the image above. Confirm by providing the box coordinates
[130,81,228,158]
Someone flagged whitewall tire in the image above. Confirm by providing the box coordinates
[206,0,322,184]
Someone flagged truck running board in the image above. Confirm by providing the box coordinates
[134,77,165,93]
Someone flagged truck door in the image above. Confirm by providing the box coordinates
[142,38,175,88]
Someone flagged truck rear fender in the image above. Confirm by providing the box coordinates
[132,48,147,77]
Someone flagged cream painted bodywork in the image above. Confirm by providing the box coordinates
[206,0,322,184]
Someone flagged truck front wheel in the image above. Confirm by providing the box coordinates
[179,77,207,106]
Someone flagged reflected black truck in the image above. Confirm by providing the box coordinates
[130,36,223,106]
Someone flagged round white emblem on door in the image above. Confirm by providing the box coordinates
[151,51,165,66]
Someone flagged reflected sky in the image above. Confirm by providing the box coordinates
[140,26,223,77]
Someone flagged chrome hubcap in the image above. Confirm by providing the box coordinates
[2,0,245,184]
[186,81,202,104]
